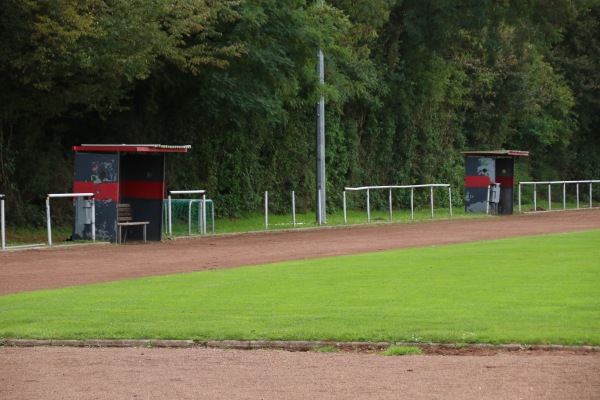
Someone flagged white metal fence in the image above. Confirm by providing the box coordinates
[343,184,453,224]
[46,193,95,246]
[518,180,599,212]
[263,191,302,230]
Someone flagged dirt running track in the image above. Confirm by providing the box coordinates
[1,210,600,399]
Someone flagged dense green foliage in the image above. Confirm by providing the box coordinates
[1,230,599,345]
[1,0,599,224]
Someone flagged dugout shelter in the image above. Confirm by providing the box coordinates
[462,150,529,215]
[72,144,190,242]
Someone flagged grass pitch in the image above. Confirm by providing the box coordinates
[0,230,598,345]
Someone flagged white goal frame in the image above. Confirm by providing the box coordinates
[167,190,207,235]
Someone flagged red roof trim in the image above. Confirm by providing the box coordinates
[462,150,529,157]
[73,145,190,153]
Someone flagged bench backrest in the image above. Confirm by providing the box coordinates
[117,203,134,223]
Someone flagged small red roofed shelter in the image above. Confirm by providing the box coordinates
[72,144,190,242]
[462,150,529,214]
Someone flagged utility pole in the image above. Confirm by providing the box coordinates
[316,0,326,224]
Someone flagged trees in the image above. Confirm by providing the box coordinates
[550,1,600,179]
[0,0,598,225]
[0,0,241,223]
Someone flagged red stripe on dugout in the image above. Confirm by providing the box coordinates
[120,180,165,200]
[496,176,514,188]
[465,175,492,188]
[73,181,119,201]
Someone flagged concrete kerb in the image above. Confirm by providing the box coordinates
[1,339,598,353]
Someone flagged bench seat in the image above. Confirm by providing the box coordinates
[117,204,149,243]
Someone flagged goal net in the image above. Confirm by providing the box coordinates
[163,199,214,235]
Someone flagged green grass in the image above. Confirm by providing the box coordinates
[380,346,422,356]
[312,345,341,353]
[170,207,485,236]
[1,230,599,345]
[2,225,72,247]
[518,201,597,212]
[3,208,485,245]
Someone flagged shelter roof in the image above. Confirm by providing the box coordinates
[461,150,529,157]
[73,144,191,153]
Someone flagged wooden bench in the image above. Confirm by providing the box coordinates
[117,203,149,244]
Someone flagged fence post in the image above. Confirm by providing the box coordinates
[430,185,434,219]
[518,183,522,213]
[563,183,566,210]
[486,185,491,215]
[91,198,96,243]
[1,195,5,251]
[590,183,593,208]
[292,191,296,228]
[188,200,193,235]
[46,197,52,246]
[343,190,347,225]
[576,183,580,209]
[548,184,552,211]
[410,187,414,220]
[448,186,453,218]
[265,191,269,230]
[202,194,207,234]
[366,188,370,223]
[534,184,537,211]
[389,189,393,222]
[168,195,172,235]
[196,200,205,233]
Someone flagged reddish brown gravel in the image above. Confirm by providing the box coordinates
[1,209,599,399]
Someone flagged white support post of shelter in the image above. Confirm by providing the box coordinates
[46,193,95,246]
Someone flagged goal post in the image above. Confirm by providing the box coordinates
[166,190,214,236]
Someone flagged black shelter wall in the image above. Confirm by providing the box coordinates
[119,153,165,241]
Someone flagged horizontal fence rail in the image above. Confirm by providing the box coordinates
[518,180,600,212]
[167,190,207,235]
[46,193,95,246]
[343,184,452,224]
